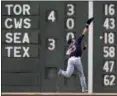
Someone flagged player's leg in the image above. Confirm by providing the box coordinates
[75,57,87,92]
[58,57,75,78]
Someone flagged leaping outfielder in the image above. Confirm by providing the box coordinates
[58,17,94,92]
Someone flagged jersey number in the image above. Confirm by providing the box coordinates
[69,45,76,53]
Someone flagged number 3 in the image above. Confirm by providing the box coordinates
[67,4,75,16]
[48,38,56,51]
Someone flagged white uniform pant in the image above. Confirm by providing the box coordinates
[61,56,87,91]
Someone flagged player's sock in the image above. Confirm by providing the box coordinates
[86,17,94,28]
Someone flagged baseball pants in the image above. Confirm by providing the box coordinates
[60,56,87,91]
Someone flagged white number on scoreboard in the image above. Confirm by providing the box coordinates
[103,75,116,86]
[67,4,75,16]
[103,18,115,29]
[66,18,75,29]
[48,10,56,22]
[105,4,115,16]
[104,32,115,44]
[48,38,56,51]
[103,61,115,72]
[66,32,75,41]
[103,46,115,58]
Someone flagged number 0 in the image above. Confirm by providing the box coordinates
[66,18,75,29]
[66,32,75,41]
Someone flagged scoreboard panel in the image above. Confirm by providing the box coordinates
[1,1,88,92]
[39,1,88,92]
[1,0,117,94]
[1,1,41,92]
[93,1,117,93]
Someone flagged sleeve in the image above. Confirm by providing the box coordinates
[77,34,84,45]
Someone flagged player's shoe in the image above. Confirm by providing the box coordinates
[82,87,88,93]
[82,90,88,93]
[58,69,62,76]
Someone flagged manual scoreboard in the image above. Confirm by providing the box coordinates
[1,1,117,94]
[93,1,117,92]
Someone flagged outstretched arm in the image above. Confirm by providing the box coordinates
[82,17,94,35]
[77,17,94,44]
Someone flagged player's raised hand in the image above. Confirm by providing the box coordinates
[86,17,94,27]
[82,17,94,35]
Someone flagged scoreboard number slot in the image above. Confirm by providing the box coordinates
[47,10,56,22]
[103,74,116,86]
[105,4,115,16]
[67,4,75,16]
[103,60,115,72]
[66,18,75,29]
[103,18,115,29]
[103,46,115,58]
[66,32,75,41]
[47,38,56,51]
[104,32,115,44]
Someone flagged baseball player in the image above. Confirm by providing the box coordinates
[58,17,94,92]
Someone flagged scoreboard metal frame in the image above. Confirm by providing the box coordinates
[1,0,117,96]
